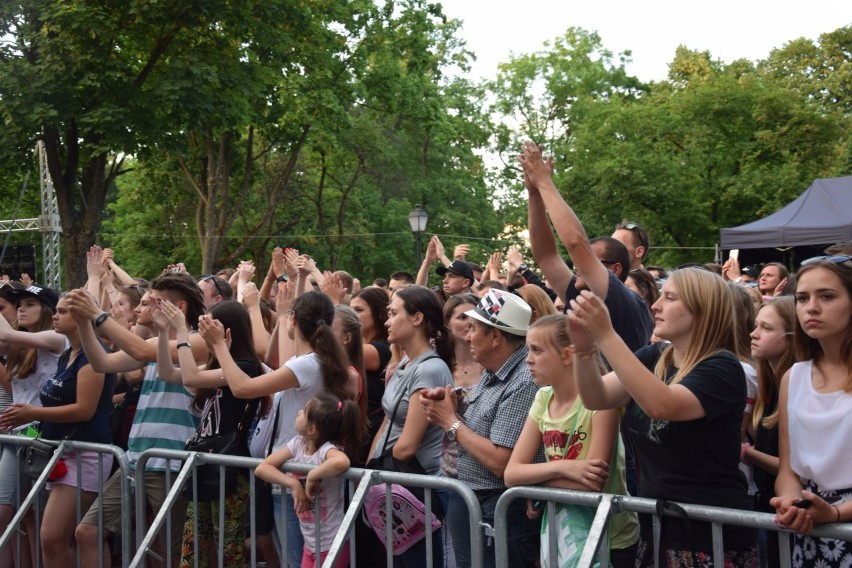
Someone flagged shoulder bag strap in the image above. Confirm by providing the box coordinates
[378,354,440,456]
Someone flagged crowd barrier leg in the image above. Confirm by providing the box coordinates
[0,436,132,568]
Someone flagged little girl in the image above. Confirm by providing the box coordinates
[256,393,366,568]
[504,314,638,568]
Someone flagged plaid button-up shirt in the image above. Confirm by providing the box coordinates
[456,346,539,491]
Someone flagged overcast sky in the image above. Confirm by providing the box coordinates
[439,0,852,82]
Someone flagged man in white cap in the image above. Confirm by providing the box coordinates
[422,289,540,568]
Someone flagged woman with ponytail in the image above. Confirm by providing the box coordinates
[199,289,356,568]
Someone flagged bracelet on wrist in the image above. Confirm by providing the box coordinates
[834,504,842,523]
[176,341,192,350]
[574,346,599,362]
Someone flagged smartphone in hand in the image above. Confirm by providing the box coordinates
[794,494,842,509]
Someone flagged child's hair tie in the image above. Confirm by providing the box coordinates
[336,401,343,412]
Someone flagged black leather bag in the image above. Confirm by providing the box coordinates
[21,438,55,481]
[182,401,256,502]
[183,429,249,501]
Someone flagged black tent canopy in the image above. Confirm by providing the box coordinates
[720,176,852,250]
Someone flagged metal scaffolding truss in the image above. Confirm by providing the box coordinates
[0,142,63,288]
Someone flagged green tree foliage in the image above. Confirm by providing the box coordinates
[100,0,502,283]
[487,30,850,269]
[562,48,847,267]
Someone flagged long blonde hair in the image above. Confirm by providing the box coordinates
[654,268,737,384]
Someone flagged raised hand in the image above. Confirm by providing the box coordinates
[159,299,188,333]
[86,245,106,280]
[518,140,554,190]
[271,247,285,278]
[320,271,345,304]
[283,248,300,280]
[242,282,260,309]
[453,244,470,261]
[567,290,615,344]
[110,305,130,330]
[296,255,316,275]
[276,281,296,314]
[507,245,523,272]
[425,236,439,263]
[65,289,102,322]
[237,260,256,284]
[198,314,226,348]
[722,258,741,281]
[432,235,446,261]
[148,297,171,333]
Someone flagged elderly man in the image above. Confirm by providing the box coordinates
[422,289,540,568]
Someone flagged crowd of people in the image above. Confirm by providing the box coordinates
[0,140,849,568]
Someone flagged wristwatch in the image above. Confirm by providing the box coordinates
[518,262,529,271]
[276,274,288,283]
[93,312,110,328]
[447,420,463,442]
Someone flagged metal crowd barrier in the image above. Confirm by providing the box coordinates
[134,448,484,568]
[0,433,133,568]
[494,486,852,568]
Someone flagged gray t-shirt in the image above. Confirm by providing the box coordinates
[373,350,453,475]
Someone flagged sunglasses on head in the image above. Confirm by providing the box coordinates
[800,255,852,267]
[620,222,648,252]
[200,274,228,297]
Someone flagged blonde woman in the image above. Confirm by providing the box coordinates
[515,285,557,324]
[569,268,758,567]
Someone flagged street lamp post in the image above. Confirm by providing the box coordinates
[408,204,429,267]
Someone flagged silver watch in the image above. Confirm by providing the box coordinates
[447,420,463,442]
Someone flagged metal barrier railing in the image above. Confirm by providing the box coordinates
[494,486,852,568]
[133,448,484,568]
[12,437,850,568]
[0,433,133,568]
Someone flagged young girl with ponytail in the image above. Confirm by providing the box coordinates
[256,393,365,568]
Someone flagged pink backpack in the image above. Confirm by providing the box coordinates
[361,484,442,555]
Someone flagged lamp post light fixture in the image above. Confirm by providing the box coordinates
[408,204,429,267]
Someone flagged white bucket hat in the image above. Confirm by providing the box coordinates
[465,289,532,336]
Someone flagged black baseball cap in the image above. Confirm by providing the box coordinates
[5,284,61,313]
[436,261,474,284]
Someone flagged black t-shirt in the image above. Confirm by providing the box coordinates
[565,271,653,353]
[195,359,262,441]
[753,394,779,512]
[366,341,391,434]
[627,343,755,551]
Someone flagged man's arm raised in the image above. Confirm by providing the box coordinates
[524,164,573,304]
[520,141,611,300]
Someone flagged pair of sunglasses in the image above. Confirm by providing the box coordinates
[199,274,228,297]
[620,222,648,252]
[800,255,852,267]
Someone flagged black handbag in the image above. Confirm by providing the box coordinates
[183,400,257,502]
[20,423,79,481]
[21,438,57,481]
